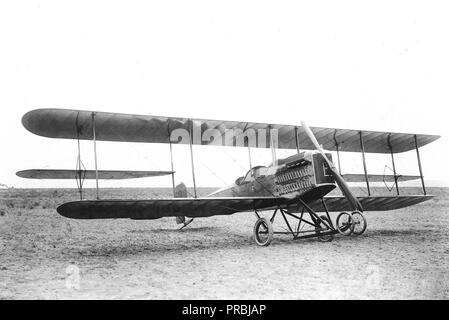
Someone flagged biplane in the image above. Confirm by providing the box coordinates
[18,108,440,246]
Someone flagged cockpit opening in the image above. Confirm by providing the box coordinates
[236,166,267,185]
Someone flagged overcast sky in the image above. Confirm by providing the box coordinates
[0,1,448,191]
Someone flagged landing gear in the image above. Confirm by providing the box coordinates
[252,200,339,246]
[251,200,368,246]
[253,217,274,246]
[351,211,367,235]
[336,212,354,236]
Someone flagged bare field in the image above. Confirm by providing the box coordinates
[0,187,448,299]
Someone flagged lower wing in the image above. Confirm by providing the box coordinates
[57,195,433,219]
[304,195,434,212]
[57,196,284,219]
[56,184,335,219]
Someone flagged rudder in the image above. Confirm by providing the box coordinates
[174,182,187,224]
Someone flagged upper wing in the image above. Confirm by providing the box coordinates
[57,196,285,219]
[302,195,434,212]
[22,108,440,153]
[16,169,173,180]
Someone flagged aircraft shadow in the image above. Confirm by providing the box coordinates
[69,227,439,258]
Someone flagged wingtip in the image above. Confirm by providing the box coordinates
[56,201,76,218]
[15,170,26,178]
[21,108,48,136]
[56,203,66,217]
[21,108,70,137]
[21,109,36,132]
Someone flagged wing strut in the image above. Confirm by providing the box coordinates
[247,145,252,169]
[294,126,300,154]
[189,119,198,198]
[75,112,85,200]
[388,133,400,195]
[269,125,277,164]
[167,123,176,196]
[415,134,426,195]
[333,129,342,175]
[359,131,371,196]
[245,123,252,169]
[92,112,100,200]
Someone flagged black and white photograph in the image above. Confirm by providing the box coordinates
[0,1,448,303]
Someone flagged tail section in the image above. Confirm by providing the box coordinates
[174,182,187,198]
[174,182,187,225]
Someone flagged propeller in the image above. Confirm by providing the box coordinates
[301,121,363,212]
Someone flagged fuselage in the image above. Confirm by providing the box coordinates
[208,151,337,200]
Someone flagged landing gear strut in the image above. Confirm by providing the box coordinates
[315,215,334,242]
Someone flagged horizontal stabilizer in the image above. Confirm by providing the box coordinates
[16,169,173,180]
[342,174,420,183]
[22,108,440,153]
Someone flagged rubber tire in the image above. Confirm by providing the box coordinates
[253,217,274,246]
[336,212,354,236]
[315,215,334,242]
[351,211,367,236]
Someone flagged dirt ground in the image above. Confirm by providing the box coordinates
[0,187,448,299]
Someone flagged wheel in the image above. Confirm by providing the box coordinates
[315,215,334,242]
[351,211,367,235]
[336,212,354,236]
[253,217,274,246]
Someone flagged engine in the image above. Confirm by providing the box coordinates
[274,152,335,197]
